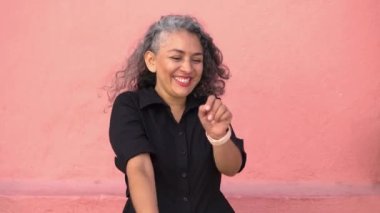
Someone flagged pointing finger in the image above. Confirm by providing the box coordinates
[204,95,216,112]
[199,95,216,115]
[207,98,222,121]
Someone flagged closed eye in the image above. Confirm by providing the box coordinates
[169,56,182,61]
[191,58,203,64]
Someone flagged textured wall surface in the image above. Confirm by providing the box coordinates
[1,0,380,212]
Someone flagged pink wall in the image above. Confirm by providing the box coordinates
[1,0,380,189]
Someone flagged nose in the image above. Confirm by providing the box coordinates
[181,59,193,73]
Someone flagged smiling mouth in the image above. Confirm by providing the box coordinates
[174,76,192,87]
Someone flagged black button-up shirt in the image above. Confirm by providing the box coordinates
[109,87,246,213]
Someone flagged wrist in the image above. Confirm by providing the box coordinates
[206,126,231,146]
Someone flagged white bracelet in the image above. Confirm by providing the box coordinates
[206,126,231,146]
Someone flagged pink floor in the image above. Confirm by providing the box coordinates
[1,195,380,213]
[1,180,380,212]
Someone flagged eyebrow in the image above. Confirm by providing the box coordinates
[168,49,203,56]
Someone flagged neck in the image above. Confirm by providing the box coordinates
[154,88,187,123]
[154,88,186,110]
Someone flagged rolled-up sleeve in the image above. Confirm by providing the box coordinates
[109,92,155,173]
[230,126,247,172]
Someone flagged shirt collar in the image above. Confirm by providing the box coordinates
[138,87,206,111]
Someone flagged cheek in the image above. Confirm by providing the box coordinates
[157,59,177,71]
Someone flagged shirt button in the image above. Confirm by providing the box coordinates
[178,131,184,136]
[183,196,189,202]
[181,172,187,178]
[181,150,186,155]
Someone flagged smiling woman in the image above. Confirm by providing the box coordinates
[143,30,204,111]
[108,15,246,213]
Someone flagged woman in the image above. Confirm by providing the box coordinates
[109,15,246,213]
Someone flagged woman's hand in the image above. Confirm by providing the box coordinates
[198,95,232,140]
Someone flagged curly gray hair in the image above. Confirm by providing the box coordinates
[107,15,230,103]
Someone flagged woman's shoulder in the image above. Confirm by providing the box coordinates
[113,88,156,109]
[115,90,138,99]
[113,90,140,107]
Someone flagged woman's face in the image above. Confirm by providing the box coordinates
[145,30,203,103]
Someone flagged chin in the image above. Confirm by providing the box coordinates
[173,88,194,98]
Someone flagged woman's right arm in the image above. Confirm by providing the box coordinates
[109,93,158,212]
[126,153,158,213]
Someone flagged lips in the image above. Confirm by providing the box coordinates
[174,76,192,87]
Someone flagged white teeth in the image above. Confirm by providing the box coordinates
[174,77,190,83]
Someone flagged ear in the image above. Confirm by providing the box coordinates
[144,51,157,73]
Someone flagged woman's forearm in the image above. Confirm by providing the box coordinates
[212,139,243,176]
[126,154,158,213]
